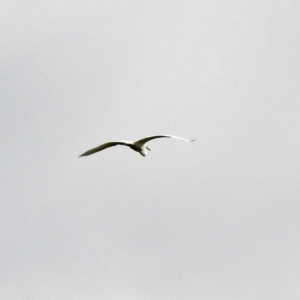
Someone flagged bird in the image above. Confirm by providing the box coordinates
[79,134,195,157]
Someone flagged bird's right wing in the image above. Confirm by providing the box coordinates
[134,135,195,146]
[79,141,128,157]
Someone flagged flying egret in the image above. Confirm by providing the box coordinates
[79,134,195,157]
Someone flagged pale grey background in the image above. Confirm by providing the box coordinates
[1,1,300,299]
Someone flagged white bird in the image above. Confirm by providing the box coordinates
[79,134,195,157]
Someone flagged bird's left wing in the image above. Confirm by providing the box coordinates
[79,141,128,157]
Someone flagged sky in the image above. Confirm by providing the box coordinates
[1,1,300,299]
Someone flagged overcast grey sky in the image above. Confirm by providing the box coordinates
[1,1,300,299]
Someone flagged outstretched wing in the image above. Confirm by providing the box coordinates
[79,141,129,157]
[134,135,195,147]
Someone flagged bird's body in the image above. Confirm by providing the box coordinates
[79,134,195,158]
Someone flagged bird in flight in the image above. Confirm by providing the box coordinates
[79,134,195,157]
